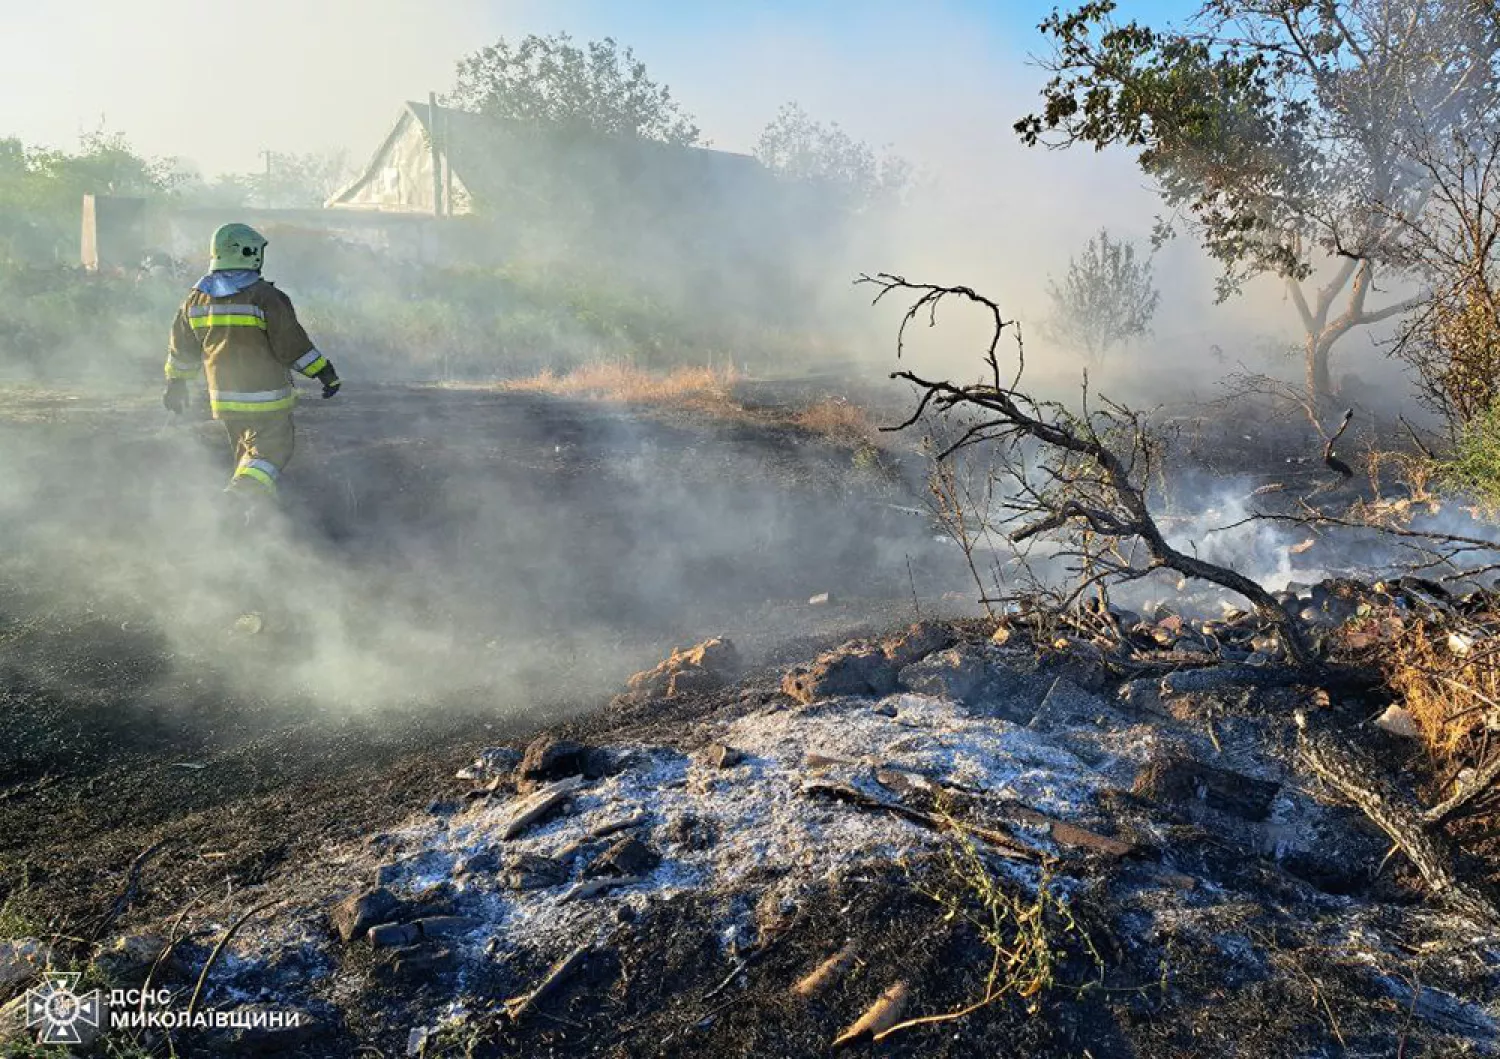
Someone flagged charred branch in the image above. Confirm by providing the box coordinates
[862,273,1316,669]
[1323,408,1356,479]
[1295,709,1499,924]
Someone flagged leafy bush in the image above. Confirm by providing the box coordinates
[1438,400,1500,510]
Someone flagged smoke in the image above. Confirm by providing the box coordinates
[0,369,956,718]
[0,0,1470,729]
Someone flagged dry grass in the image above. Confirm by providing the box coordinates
[501,361,738,407]
[792,397,878,446]
[1384,621,1500,758]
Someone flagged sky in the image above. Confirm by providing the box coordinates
[0,0,1198,176]
[2,0,1292,353]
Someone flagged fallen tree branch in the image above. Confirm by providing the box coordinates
[501,775,586,840]
[89,838,171,943]
[1294,710,1499,924]
[860,273,1315,668]
[1421,752,1500,828]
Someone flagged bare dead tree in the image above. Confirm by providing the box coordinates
[862,273,1316,668]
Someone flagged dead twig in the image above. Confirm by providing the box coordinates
[1323,408,1355,479]
[804,780,1037,860]
[90,838,171,943]
[186,897,283,1023]
[1421,751,1500,827]
[504,942,591,1022]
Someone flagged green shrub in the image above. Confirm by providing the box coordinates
[1439,400,1500,510]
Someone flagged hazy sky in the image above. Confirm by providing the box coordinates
[3,0,1277,345]
[0,0,1196,176]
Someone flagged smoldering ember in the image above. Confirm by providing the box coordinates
[4,5,1500,1058]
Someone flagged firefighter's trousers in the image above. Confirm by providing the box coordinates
[222,412,295,496]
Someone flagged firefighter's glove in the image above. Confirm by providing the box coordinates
[163,377,188,414]
[315,364,342,400]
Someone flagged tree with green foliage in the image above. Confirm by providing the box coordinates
[0,129,178,264]
[754,102,911,212]
[1016,0,1500,404]
[1378,126,1500,438]
[450,33,701,145]
[1045,228,1160,367]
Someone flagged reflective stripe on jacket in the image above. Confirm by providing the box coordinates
[165,278,325,418]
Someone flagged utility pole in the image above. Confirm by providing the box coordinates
[428,91,445,217]
[259,150,274,208]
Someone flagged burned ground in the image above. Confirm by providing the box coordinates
[0,382,951,1003]
[2,383,1499,1058]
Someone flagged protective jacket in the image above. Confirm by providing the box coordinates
[165,272,328,418]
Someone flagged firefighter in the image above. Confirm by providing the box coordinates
[162,222,340,501]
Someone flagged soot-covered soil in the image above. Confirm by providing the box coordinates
[0,383,954,995]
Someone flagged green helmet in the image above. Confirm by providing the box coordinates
[209,222,267,272]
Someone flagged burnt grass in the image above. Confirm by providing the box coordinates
[1,383,1495,1057]
[0,383,947,1030]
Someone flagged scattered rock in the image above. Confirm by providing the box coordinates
[331,887,402,942]
[416,916,482,938]
[585,835,660,878]
[782,643,898,703]
[93,934,173,983]
[898,646,987,702]
[369,923,420,948]
[519,736,590,782]
[1042,637,1108,691]
[0,939,48,993]
[625,637,741,700]
[870,701,898,718]
[455,746,522,783]
[665,812,715,851]
[703,742,742,769]
[504,853,568,891]
[455,850,501,877]
[383,946,456,982]
[406,1027,431,1057]
[1375,705,1422,739]
[985,666,1060,723]
[1029,677,1122,732]
[882,621,955,668]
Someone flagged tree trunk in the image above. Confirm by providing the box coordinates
[1305,331,1335,407]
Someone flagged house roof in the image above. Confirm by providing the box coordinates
[327,101,771,212]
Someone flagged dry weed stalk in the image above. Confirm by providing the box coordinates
[884,816,1101,1044]
[1384,622,1500,826]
